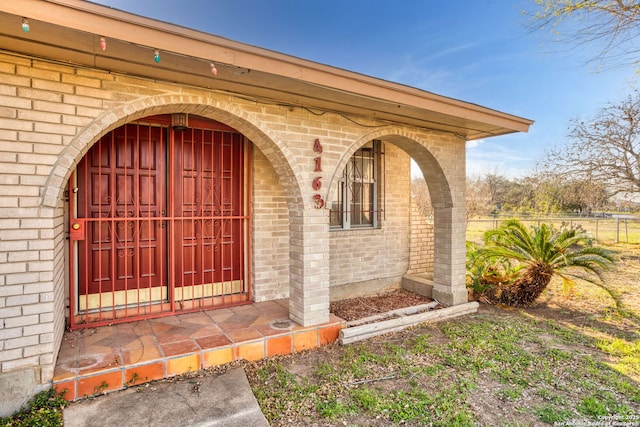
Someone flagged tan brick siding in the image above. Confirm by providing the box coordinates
[252,147,290,301]
[407,197,435,275]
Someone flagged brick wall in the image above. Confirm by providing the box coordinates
[252,147,290,301]
[407,197,435,275]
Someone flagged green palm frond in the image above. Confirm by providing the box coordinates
[474,219,617,308]
[480,219,614,273]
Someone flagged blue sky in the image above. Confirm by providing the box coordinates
[92,0,637,178]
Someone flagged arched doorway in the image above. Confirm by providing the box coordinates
[68,114,252,328]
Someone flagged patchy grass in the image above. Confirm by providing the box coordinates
[246,244,640,426]
[248,310,639,426]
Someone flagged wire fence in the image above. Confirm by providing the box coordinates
[467,216,640,245]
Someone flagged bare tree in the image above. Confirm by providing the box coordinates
[483,173,511,207]
[411,176,494,220]
[411,178,433,217]
[527,0,640,68]
[544,90,640,196]
[466,176,492,220]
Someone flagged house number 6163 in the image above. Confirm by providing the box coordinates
[312,138,324,208]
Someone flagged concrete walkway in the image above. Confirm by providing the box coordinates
[63,368,269,427]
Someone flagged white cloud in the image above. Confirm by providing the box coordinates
[466,139,535,178]
[466,139,482,149]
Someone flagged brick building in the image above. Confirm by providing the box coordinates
[0,0,532,415]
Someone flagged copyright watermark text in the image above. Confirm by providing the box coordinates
[553,414,639,426]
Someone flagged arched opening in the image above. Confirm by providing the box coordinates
[42,96,312,335]
[67,114,254,328]
[325,130,467,306]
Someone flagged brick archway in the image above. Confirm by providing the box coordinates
[326,127,468,307]
[41,96,301,209]
[41,95,317,337]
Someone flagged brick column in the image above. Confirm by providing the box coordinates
[288,208,330,327]
[431,205,467,306]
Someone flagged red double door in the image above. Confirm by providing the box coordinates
[71,116,248,321]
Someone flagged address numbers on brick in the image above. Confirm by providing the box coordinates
[312,138,324,208]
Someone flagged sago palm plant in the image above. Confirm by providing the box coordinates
[477,219,616,307]
[466,241,522,300]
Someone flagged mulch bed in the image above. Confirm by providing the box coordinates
[329,289,433,321]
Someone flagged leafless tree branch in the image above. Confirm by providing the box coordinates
[525,0,640,69]
[543,90,640,195]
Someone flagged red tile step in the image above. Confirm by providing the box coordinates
[53,300,344,401]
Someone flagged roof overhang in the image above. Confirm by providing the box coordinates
[0,0,533,140]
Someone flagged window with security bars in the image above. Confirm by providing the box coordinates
[330,140,383,229]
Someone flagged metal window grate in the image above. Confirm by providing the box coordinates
[330,140,383,229]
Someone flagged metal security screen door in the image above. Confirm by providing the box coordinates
[69,116,251,329]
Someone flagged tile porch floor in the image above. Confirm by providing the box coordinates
[53,299,344,401]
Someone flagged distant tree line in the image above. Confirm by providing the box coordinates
[464,172,611,217]
[412,171,638,220]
